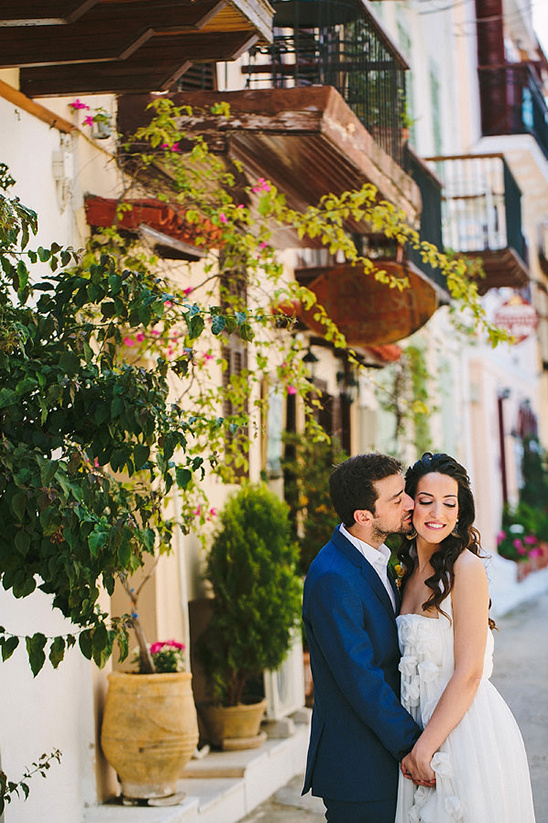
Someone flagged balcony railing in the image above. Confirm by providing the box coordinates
[478,62,548,160]
[243,0,408,165]
[425,154,528,292]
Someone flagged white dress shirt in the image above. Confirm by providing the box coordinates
[339,523,397,611]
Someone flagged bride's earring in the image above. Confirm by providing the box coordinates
[451,521,460,537]
[405,528,417,540]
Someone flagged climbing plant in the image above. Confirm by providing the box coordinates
[0,98,510,676]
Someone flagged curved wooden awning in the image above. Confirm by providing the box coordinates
[0,0,274,97]
[295,260,441,347]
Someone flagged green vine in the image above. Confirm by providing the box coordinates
[0,750,62,814]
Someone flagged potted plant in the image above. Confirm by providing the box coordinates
[100,573,199,806]
[196,483,302,749]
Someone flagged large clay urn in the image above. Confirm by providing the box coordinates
[101,671,199,802]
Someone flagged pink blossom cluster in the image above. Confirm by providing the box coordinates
[252,177,271,193]
[150,639,185,654]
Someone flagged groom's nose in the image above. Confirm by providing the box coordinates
[404,493,414,511]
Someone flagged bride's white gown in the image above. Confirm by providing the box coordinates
[395,596,536,823]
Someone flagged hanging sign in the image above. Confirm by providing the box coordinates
[493,295,538,343]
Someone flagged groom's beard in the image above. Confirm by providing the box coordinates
[371,512,413,545]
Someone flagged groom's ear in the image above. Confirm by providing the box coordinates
[354,508,374,527]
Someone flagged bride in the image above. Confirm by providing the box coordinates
[395,452,536,823]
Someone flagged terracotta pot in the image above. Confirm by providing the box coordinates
[101,671,199,801]
[198,697,267,750]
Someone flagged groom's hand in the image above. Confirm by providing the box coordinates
[401,749,436,787]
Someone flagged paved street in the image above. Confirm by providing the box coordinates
[241,591,548,823]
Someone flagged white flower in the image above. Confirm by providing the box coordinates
[402,678,421,707]
[399,654,418,676]
[444,795,464,820]
[431,751,453,777]
[418,659,440,682]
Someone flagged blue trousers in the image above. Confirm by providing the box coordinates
[323,796,396,823]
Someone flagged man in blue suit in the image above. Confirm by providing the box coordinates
[302,453,424,823]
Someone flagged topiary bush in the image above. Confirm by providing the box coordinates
[197,483,302,706]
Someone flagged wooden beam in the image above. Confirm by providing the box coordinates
[20,31,258,96]
[0,0,99,26]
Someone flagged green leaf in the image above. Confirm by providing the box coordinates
[59,351,80,376]
[14,530,31,556]
[133,444,150,469]
[79,630,92,660]
[25,633,47,676]
[211,315,226,335]
[175,467,192,488]
[49,636,65,669]
[0,387,17,409]
[187,314,205,340]
[40,460,59,486]
[10,491,26,520]
[111,395,124,418]
[88,529,106,557]
[1,635,19,661]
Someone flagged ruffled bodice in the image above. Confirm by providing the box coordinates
[397,601,494,728]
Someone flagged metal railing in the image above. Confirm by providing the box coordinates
[244,0,408,165]
[425,154,526,261]
[478,62,548,160]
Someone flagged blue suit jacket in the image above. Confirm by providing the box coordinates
[302,527,421,802]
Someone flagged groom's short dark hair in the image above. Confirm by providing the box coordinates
[329,453,403,527]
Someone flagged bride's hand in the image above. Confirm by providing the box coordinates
[401,745,436,787]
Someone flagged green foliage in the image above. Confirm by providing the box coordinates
[0,749,61,814]
[197,484,302,706]
[282,432,347,575]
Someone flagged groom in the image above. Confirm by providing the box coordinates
[302,453,423,823]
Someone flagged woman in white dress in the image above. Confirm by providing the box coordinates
[395,452,536,823]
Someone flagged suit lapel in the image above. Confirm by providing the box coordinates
[332,528,397,620]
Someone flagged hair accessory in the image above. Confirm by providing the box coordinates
[405,528,417,540]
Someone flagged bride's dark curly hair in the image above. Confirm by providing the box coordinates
[398,452,494,626]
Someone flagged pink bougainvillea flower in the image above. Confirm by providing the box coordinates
[164,299,172,307]
[135,332,145,343]
[496,530,506,545]
[94,458,100,468]
[69,99,90,111]
[83,115,95,127]
[202,352,214,361]
[171,142,181,152]
[123,336,135,347]
[209,507,217,518]
[259,241,268,249]
[192,505,202,517]
[513,538,524,550]
[287,385,297,395]
[237,204,245,210]
[151,328,161,336]
[183,287,194,296]
[252,177,271,193]
[219,213,228,224]
[528,547,542,557]
[524,535,537,545]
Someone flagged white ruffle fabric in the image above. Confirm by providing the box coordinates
[395,598,536,823]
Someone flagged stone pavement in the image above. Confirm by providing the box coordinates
[240,590,548,823]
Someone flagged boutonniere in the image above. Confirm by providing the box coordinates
[390,562,404,589]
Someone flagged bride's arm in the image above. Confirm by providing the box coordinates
[402,551,489,782]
